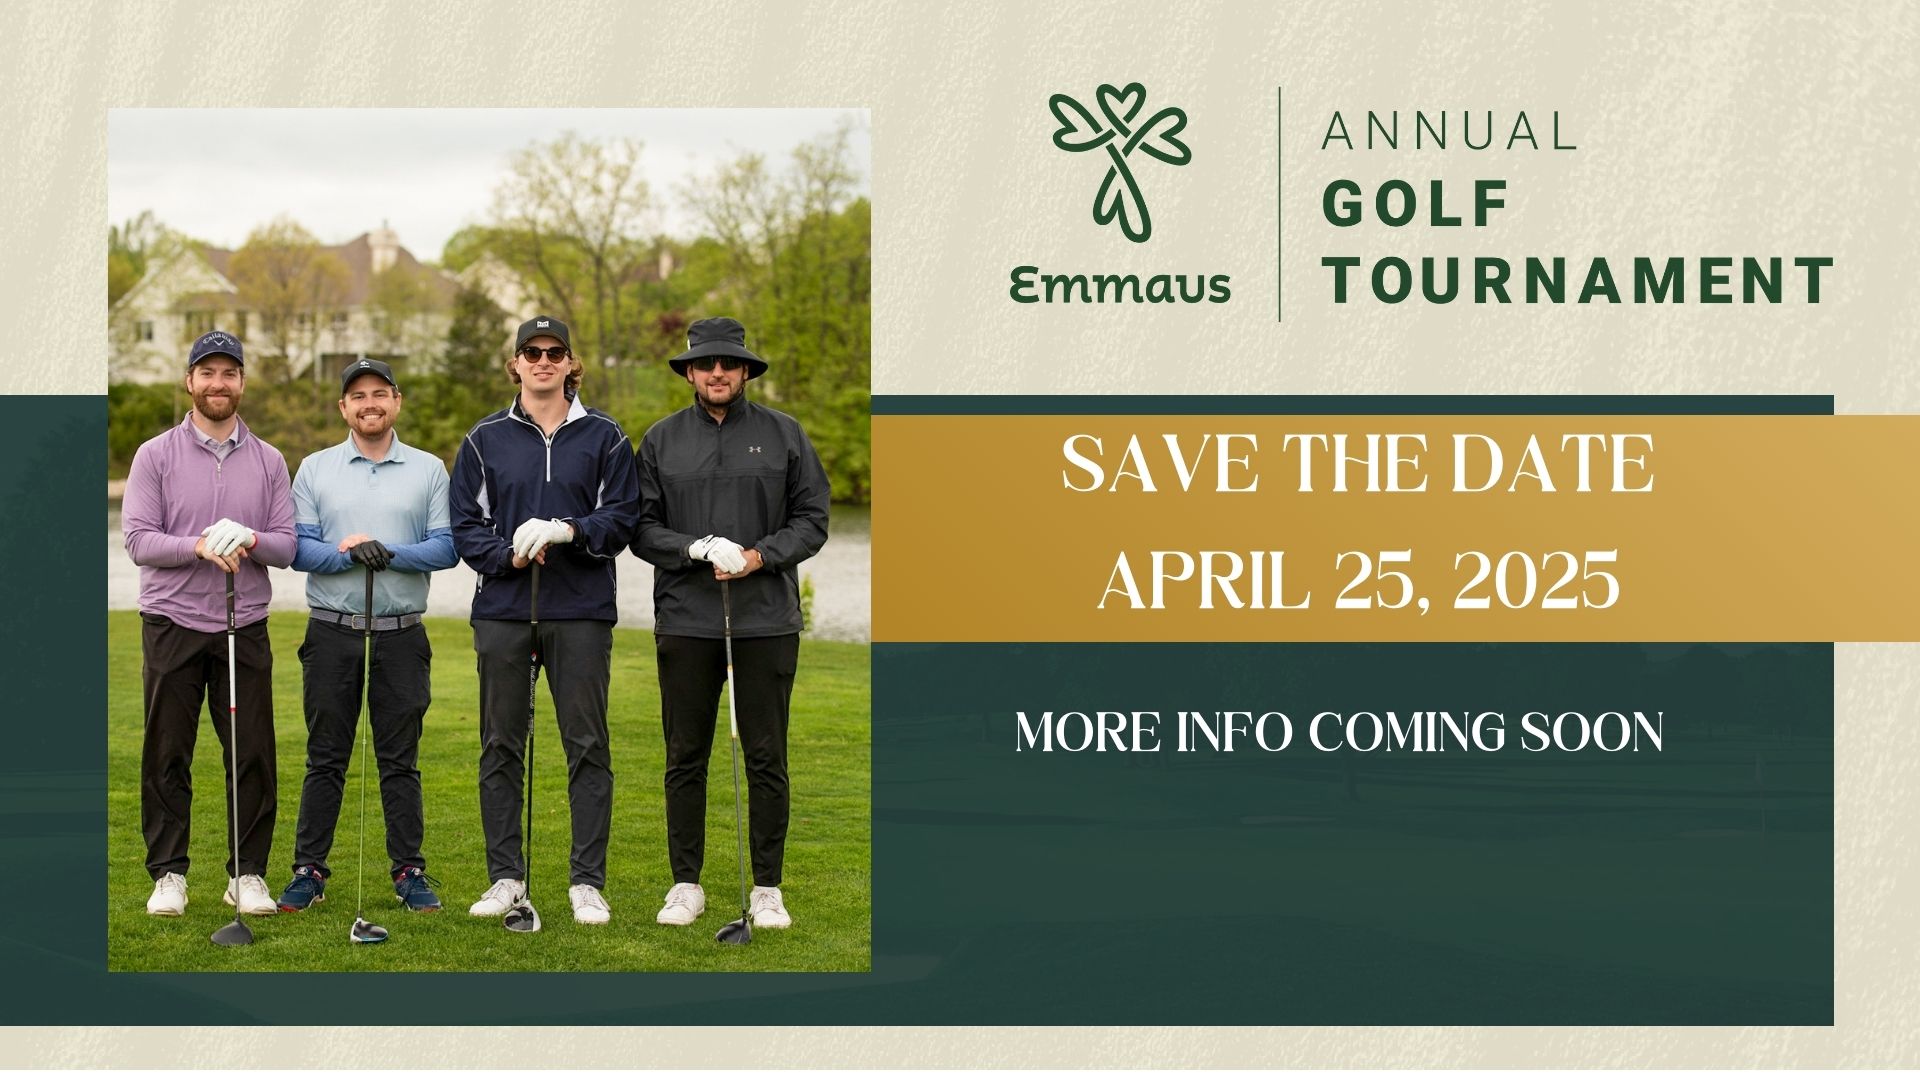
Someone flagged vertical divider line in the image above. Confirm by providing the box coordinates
[1277,85,1284,323]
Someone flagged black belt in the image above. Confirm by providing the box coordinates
[311,610,423,632]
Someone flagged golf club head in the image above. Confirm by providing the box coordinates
[350,917,389,945]
[209,918,253,947]
[715,915,752,945]
[504,902,541,933]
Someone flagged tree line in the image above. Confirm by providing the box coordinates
[109,125,871,504]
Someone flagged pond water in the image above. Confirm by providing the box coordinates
[109,502,872,642]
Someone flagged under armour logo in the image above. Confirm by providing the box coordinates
[748,446,763,453]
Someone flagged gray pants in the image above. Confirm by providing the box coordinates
[473,618,613,888]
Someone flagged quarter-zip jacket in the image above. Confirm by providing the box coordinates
[451,394,642,623]
[631,397,831,638]
[122,413,296,633]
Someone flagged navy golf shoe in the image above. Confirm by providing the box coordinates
[393,866,443,912]
[277,864,327,911]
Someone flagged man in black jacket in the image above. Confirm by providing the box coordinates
[451,315,641,926]
[631,317,830,929]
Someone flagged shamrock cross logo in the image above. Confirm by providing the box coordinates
[1048,83,1191,243]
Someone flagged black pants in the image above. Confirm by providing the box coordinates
[657,632,799,887]
[474,618,614,888]
[140,612,276,879]
[291,617,431,877]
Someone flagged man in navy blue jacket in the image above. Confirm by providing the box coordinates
[450,316,641,926]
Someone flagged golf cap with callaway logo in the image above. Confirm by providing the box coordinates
[187,330,245,368]
[340,357,398,395]
[515,316,571,354]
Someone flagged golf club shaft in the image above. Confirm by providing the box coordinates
[722,581,749,919]
[225,570,243,904]
[526,562,538,900]
[356,565,373,920]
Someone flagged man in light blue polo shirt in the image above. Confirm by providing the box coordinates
[276,358,457,915]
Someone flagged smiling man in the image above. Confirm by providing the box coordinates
[451,317,641,926]
[276,358,456,916]
[631,316,830,931]
[122,330,296,921]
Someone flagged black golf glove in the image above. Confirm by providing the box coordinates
[349,539,394,572]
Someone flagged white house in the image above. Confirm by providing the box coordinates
[109,225,465,385]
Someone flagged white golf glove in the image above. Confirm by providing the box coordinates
[512,517,574,560]
[201,518,256,557]
[687,534,748,574]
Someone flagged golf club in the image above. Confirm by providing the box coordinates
[210,569,253,948]
[715,579,752,946]
[349,565,389,945]
[504,561,541,933]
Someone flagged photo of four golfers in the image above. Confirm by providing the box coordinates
[123,314,830,933]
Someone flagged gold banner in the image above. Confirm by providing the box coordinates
[874,414,1920,642]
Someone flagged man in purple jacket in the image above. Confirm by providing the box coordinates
[122,330,296,920]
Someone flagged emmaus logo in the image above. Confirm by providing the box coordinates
[1013,82,1231,305]
[1049,83,1190,242]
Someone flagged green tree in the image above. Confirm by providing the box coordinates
[227,217,352,384]
[368,262,449,366]
[402,284,512,466]
[108,211,166,308]
[683,123,872,502]
[485,132,657,367]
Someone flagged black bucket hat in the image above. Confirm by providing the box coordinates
[668,317,768,380]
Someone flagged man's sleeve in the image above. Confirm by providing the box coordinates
[248,449,298,569]
[122,441,197,568]
[564,430,642,560]
[452,431,513,576]
[294,523,352,574]
[290,460,349,574]
[389,460,458,573]
[628,431,701,570]
[753,422,832,572]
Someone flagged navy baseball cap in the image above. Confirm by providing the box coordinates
[187,330,244,368]
[515,315,570,353]
[340,357,398,394]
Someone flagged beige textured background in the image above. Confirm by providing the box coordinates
[9,0,1916,1067]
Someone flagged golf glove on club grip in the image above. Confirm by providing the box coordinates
[511,517,574,560]
[687,534,748,574]
[349,539,394,571]
[201,518,256,557]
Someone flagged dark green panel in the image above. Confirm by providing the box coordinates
[869,642,1832,1025]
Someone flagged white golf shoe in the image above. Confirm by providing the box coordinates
[750,885,793,929]
[655,882,706,925]
[146,872,187,916]
[468,878,526,917]
[569,884,611,925]
[223,874,277,916]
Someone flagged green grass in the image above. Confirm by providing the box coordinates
[107,611,870,972]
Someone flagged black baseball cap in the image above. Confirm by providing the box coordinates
[515,316,571,353]
[340,357,397,395]
[187,330,244,368]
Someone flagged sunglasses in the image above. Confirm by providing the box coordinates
[689,357,746,372]
[518,345,571,362]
